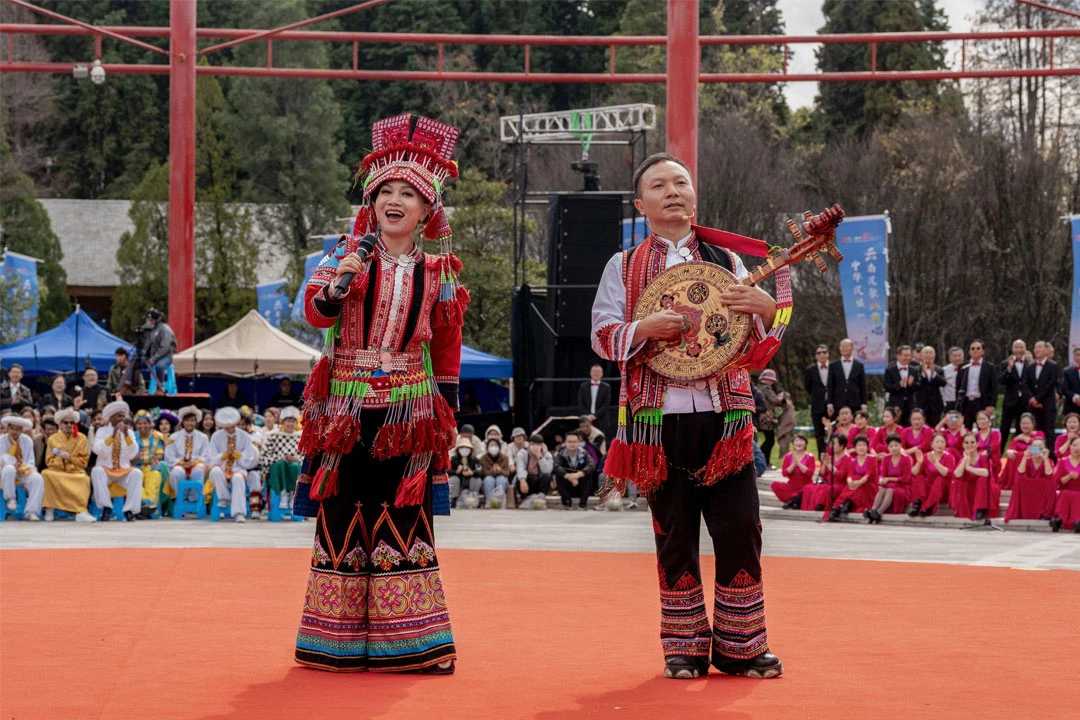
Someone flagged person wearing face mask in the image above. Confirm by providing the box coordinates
[515,433,553,504]
[448,435,482,507]
[479,437,512,508]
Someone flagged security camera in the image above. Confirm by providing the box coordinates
[90,59,105,85]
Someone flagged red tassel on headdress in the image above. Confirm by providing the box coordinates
[304,357,331,403]
[447,253,462,274]
[394,468,427,507]
[422,209,443,241]
[701,423,755,485]
[351,205,375,237]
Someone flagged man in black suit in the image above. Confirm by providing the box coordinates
[1062,346,1080,420]
[955,339,999,430]
[577,364,612,437]
[999,339,1029,446]
[913,345,947,427]
[883,345,919,426]
[1022,340,1060,456]
[803,344,831,453]
[826,338,867,418]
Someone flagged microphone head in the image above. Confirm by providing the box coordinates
[357,233,377,254]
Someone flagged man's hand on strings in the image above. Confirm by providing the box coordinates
[719,285,777,327]
[637,310,685,342]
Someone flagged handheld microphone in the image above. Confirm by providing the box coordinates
[331,234,377,300]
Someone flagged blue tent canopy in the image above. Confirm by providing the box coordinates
[1,309,133,376]
[460,345,512,380]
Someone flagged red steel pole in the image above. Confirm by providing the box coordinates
[168,0,196,350]
[666,0,699,180]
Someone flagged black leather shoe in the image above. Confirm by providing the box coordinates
[99,507,112,522]
[872,509,884,524]
[840,500,853,515]
[975,509,986,521]
[908,500,922,517]
[1050,517,1062,532]
[124,510,136,522]
[663,655,707,680]
[827,507,840,522]
[713,652,783,679]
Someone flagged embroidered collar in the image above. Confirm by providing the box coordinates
[648,231,697,257]
[375,238,422,264]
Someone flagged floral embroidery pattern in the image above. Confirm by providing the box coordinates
[342,545,368,572]
[407,539,435,567]
[312,536,331,566]
[370,540,404,571]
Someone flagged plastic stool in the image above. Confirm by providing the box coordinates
[209,488,251,522]
[171,480,207,520]
[90,496,127,521]
[0,485,29,522]
[267,490,305,522]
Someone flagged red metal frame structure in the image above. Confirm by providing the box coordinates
[3,0,1079,348]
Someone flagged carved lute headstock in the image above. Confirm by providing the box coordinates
[740,204,846,287]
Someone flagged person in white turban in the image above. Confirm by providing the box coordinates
[1,415,45,520]
[41,408,96,522]
[207,406,257,523]
[89,400,143,521]
[165,405,210,501]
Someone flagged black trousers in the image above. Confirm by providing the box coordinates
[556,470,597,507]
[516,472,550,502]
[649,413,769,670]
[759,429,776,466]
[811,411,828,456]
[1000,403,1025,446]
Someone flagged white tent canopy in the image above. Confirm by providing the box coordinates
[172,310,321,377]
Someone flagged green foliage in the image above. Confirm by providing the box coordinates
[0,274,36,345]
[0,124,69,330]
[112,160,169,338]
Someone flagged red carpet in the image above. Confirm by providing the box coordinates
[0,548,1075,719]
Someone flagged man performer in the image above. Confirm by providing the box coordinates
[999,339,1029,445]
[578,363,613,438]
[592,153,786,680]
[89,400,143,522]
[1062,346,1080,419]
[41,408,96,522]
[826,338,866,417]
[803,345,830,454]
[941,346,964,413]
[207,406,257,523]
[1,416,45,521]
[955,339,998,430]
[1022,341,1060,457]
[165,405,209,500]
[883,345,919,426]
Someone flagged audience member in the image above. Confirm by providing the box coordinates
[199,409,216,438]
[165,406,209,500]
[39,375,73,414]
[509,427,527,457]
[940,346,964,413]
[828,435,877,521]
[1,364,36,410]
[449,435,482,508]
[774,379,796,457]
[908,432,954,517]
[89,401,142,522]
[955,339,997,430]
[483,425,515,467]
[238,408,265,514]
[872,407,901,455]
[773,434,815,509]
[131,410,169,519]
[267,378,302,409]
[1021,340,1059,454]
[865,433,912,523]
[262,406,303,515]
[577,363,612,436]
[1057,413,1079,458]
[42,409,94,522]
[1,416,45,521]
[457,423,485,456]
[143,309,177,394]
[1050,436,1080,532]
[459,386,482,416]
[951,433,997,522]
[80,367,107,411]
[1061,347,1080,419]
[217,380,250,409]
[883,345,919,425]
[913,346,946,427]
[37,416,57,469]
[826,338,867,416]
[106,347,143,396]
[1001,413,1043,490]
[480,436,513,508]
[553,431,596,511]
[999,339,1029,445]
[804,344,831,453]
[577,415,607,458]
[515,433,553,504]
[1004,436,1055,523]
[207,407,258,523]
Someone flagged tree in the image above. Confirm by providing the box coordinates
[0,122,69,330]
[111,161,169,338]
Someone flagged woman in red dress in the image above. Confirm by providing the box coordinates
[828,435,877,521]
[1004,436,1056,522]
[1050,436,1080,532]
[909,432,955,517]
[1055,413,1079,459]
[803,435,848,512]
[864,433,911,523]
[829,408,855,451]
[972,410,1003,480]
[871,407,901,456]
[849,410,877,453]
[773,434,816,509]
[901,409,933,459]
[950,434,993,522]
[940,410,967,460]
[1001,413,1043,490]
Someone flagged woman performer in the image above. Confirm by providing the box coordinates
[1000,413,1043,490]
[829,407,855,451]
[803,435,848,512]
[940,410,967,460]
[972,410,1003,481]
[849,410,877,453]
[865,434,911,523]
[828,435,877,521]
[1050,436,1080,532]
[901,409,933,458]
[773,434,815,509]
[1004,436,1055,522]
[294,114,466,674]
[871,407,901,456]
[1056,413,1079,459]
[951,434,995,521]
[909,432,955,517]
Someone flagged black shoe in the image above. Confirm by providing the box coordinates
[975,509,986,521]
[1050,517,1062,532]
[862,509,872,520]
[827,507,840,522]
[663,655,707,680]
[124,511,136,522]
[908,500,922,517]
[840,500,854,515]
[99,506,112,522]
[136,507,155,520]
[419,659,455,675]
[712,652,783,679]
[814,504,825,512]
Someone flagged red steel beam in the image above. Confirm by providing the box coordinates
[168,0,196,350]
[1014,0,1080,19]
[2,0,168,54]
[198,0,393,55]
[667,0,699,180]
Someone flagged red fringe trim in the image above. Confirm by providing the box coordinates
[741,337,780,372]
[701,424,755,485]
[298,414,325,456]
[372,417,450,460]
[432,286,470,329]
[632,443,668,495]
[394,468,427,507]
[604,438,634,480]
[304,357,331,404]
[422,210,443,241]
[310,467,339,500]
[325,415,362,455]
[447,253,462,274]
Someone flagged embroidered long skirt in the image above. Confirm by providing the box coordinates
[649,412,770,672]
[295,410,455,672]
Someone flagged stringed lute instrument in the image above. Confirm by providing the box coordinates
[633,204,845,381]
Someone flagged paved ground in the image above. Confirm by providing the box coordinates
[2,508,1077,570]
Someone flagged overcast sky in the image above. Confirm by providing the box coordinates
[774,0,986,109]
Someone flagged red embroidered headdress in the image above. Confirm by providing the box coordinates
[351,113,460,246]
